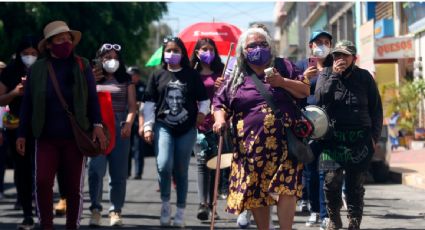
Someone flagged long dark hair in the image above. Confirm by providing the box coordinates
[15,35,40,71]
[190,38,224,74]
[95,42,130,84]
[161,36,190,69]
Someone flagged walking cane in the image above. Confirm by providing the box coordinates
[210,43,234,230]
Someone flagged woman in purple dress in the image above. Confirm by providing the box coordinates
[212,27,309,230]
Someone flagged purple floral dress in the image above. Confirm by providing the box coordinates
[213,68,304,214]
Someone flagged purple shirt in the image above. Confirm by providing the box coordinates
[197,73,219,133]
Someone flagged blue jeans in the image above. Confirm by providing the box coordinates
[88,112,130,213]
[154,122,196,208]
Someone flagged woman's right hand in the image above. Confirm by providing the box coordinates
[12,83,24,96]
[16,137,26,156]
[144,130,154,144]
[303,66,318,79]
[92,66,104,82]
[213,120,227,134]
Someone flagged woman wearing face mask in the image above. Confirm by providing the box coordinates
[16,21,107,230]
[0,35,39,230]
[87,42,137,228]
[143,36,209,227]
[212,28,309,230]
[295,30,334,228]
[189,38,226,221]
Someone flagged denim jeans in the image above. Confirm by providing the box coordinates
[129,120,145,177]
[154,122,196,208]
[88,112,130,213]
[303,141,321,213]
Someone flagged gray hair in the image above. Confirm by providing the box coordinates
[230,28,276,95]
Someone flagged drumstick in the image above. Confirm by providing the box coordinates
[210,43,234,230]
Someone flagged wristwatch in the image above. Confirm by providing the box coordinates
[302,77,310,85]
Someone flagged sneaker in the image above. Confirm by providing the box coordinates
[320,218,329,230]
[160,202,171,226]
[326,216,343,230]
[173,207,185,228]
[109,211,123,226]
[17,216,34,230]
[132,175,142,180]
[305,212,320,227]
[197,203,210,221]
[298,200,309,213]
[342,192,348,210]
[89,209,101,227]
[54,198,67,216]
[236,210,252,229]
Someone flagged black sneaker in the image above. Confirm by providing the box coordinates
[196,203,210,221]
[17,216,34,230]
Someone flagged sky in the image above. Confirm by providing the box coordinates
[163,2,277,35]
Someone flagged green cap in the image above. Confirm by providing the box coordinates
[332,40,357,56]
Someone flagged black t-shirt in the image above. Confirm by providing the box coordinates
[0,61,26,117]
[144,67,208,136]
[135,81,146,102]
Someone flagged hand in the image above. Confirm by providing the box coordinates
[214,77,225,89]
[12,83,24,96]
[92,126,107,151]
[212,119,227,134]
[120,122,132,138]
[303,66,318,79]
[92,66,104,82]
[138,125,144,137]
[332,59,347,74]
[16,137,26,156]
[144,130,154,144]
[196,113,206,126]
[265,68,285,88]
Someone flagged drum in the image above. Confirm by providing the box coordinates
[303,105,331,140]
[206,129,234,170]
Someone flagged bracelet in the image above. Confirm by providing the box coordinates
[93,123,103,128]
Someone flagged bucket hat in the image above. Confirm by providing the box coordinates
[38,21,81,53]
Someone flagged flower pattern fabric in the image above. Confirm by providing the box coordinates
[213,72,303,214]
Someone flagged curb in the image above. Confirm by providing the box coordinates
[390,166,425,190]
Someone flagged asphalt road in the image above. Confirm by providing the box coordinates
[0,156,424,229]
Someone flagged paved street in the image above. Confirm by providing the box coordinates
[0,156,425,230]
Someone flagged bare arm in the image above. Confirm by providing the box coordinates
[0,82,24,106]
[121,84,137,138]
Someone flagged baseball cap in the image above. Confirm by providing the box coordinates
[332,40,357,56]
[309,30,333,43]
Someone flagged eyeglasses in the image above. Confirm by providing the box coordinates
[245,41,269,49]
[163,36,179,44]
[100,43,121,52]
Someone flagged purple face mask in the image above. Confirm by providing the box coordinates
[164,52,182,65]
[198,50,215,64]
[246,47,271,66]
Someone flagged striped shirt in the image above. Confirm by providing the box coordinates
[100,77,130,113]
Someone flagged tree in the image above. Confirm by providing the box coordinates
[0,2,167,64]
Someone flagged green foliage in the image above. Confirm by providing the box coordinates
[0,2,167,65]
[382,78,425,134]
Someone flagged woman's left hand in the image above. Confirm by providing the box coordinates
[265,68,285,88]
[121,122,132,138]
[92,127,107,151]
[196,113,206,126]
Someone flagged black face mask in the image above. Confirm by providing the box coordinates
[341,63,356,78]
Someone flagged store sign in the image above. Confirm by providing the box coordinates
[375,35,415,60]
[359,20,375,75]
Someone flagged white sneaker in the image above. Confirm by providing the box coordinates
[160,202,171,226]
[306,212,320,226]
[109,211,123,226]
[319,217,329,230]
[173,207,185,228]
[237,210,252,229]
[298,200,309,213]
[89,209,101,227]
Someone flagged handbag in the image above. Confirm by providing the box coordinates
[250,71,314,163]
[47,61,110,157]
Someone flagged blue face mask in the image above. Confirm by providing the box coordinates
[246,47,271,66]
[164,52,181,65]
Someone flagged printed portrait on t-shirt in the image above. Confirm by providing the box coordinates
[164,80,188,125]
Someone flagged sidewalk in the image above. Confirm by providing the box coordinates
[390,147,425,190]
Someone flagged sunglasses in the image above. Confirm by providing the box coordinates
[163,36,179,44]
[245,41,269,49]
[100,43,121,52]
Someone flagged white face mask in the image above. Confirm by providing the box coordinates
[21,55,37,68]
[103,59,120,73]
[312,45,330,58]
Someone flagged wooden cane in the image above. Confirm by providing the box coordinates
[210,43,234,230]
